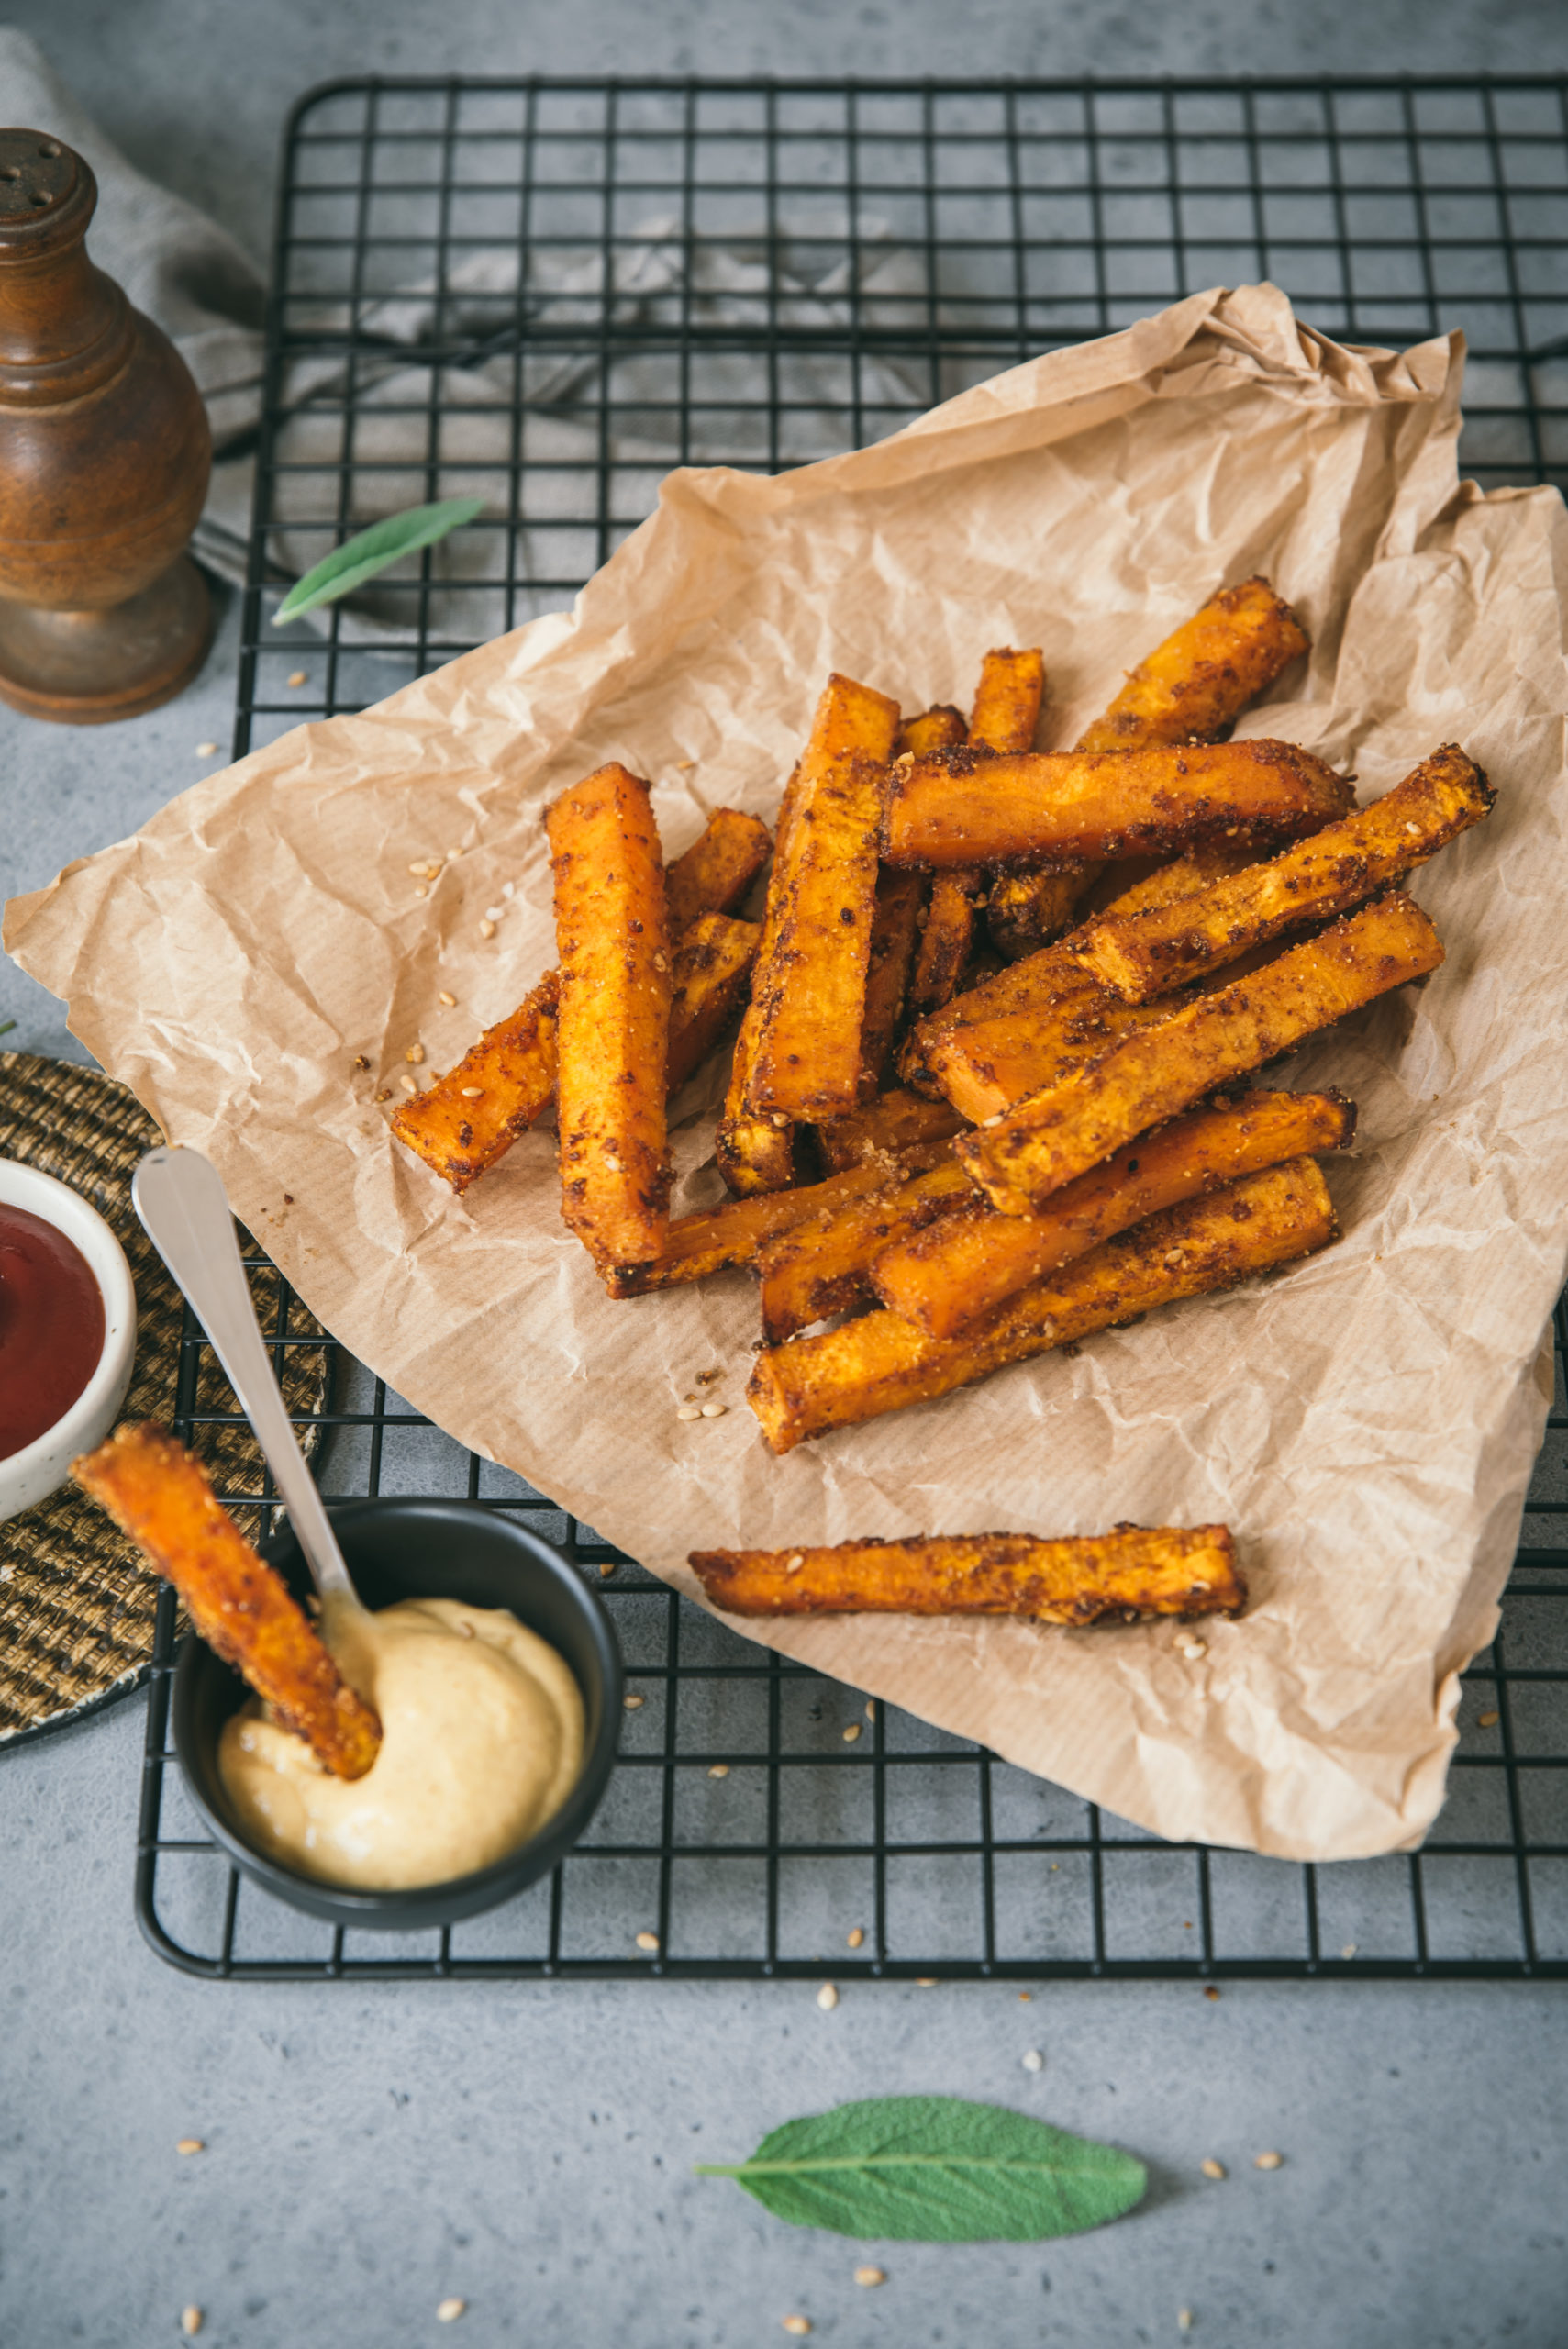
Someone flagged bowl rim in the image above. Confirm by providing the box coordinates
[0,1157,137,1486]
[171,1497,624,1926]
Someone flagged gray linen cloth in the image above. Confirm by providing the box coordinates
[0,33,930,647]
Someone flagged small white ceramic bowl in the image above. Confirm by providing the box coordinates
[0,1159,137,1524]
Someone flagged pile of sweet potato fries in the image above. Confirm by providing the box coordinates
[392,578,1494,1472]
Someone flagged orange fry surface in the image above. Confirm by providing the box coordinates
[909,649,1046,1005]
[747,673,901,1119]
[666,913,759,1093]
[815,1085,970,1174]
[72,1424,382,1779]
[969,646,1046,755]
[873,1088,1352,1337]
[391,971,560,1193]
[896,704,967,757]
[858,868,927,1096]
[689,1523,1242,1621]
[716,750,815,1196]
[664,807,772,934]
[963,891,1442,1216]
[884,739,1352,870]
[909,873,981,1016]
[600,1151,926,1297]
[758,1155,974,1343]
[747,1158,1335,1450]
[548,760,672,1264]
[1078,744,1492,1001]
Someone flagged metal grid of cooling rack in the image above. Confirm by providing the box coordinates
[133,77,1568,1979]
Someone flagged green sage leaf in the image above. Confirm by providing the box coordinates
[695,2094,1146,2242]
[272,496,484,624]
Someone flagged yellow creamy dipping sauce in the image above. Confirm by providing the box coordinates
[218,1596,584,1890]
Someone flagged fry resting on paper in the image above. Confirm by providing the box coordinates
[746,1157,1336,1450]
[911,646,1046,1013]
[758,1156,975,1343]
[962,891,1442,1216]
[884,739,1351,870]
[689,1523,1243,1620]
[717,751,817,1195]
[1076,744,1492,1001]
[548,761,673,1264]
[873,1089,1352,1338]
[72,1423,382,1779]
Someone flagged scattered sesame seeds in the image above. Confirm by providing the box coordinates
[817,1983,839,2010]
[286,670,307,687]
[439,990,457,1006]
[708,1764,729,1779]
[1254,2151,1284,2171]
[437,2298,467,2322]
[782,2320,812,2339]
[479,919,496,940]
[635,1931,660,1952]
[1200,2158,1226,2180]
[195,742,217,758]
[1021,2048,1043,2074]
[784,1553,805,1574]
[623,1692,644,1710]
[460,1085,484,1099]
[408,861,434,877]
[1477,1709,1499,1728]
[676,1404,702,1421]
[847,1927,864,1949]
[841,1723,861,1743]
[854,2267,886,2288]
[406,1044,425,1063]
[700,1401,727,1419]
[398,1075,418,1094]
[181,2311,203,2338]
[176,2139,205,2156]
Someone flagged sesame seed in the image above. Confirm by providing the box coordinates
[1200,2158,1226,2180]
[1183,1639,1207,1659]
[176,2139,205,2156]
[865,1699,875,1719]
[398,1075,417,1094]
[413,885,428,899]
[854,2267,885,2288]
[783,2321,812,2339]
[653,953,667,971]
[635,1931,659,1952]
[842,1723,861,1742]
[784,1553,805,1574]
[1021,2048,1043,2073]
[439,990,457,1006]
[846,1927,864,1948]
[1018,1992,1031,2001]
[1254,2151,1284,2170]
[676,1404,702,1422]
[916,1977,938,1987]
[437,2298,467,2322]
[406,1044,425,1063]
[502,882,515,897]
[676,758,696,771]
[479,920,496,940]
[286,670,307,687]
[408,861,432,876]
[817,1984,839,2010]
[460,1085,484,1098]
[623,1692,645,1710]
[484,905,504,922]
[1178,2310,1194,2333]
[700,1401,727,1419]
[599,1563,617,1577]
[1340,1943,1359,1959]
[1407,821,1420,834]
[707,1764,729,1779]
[195,742,217,758]
[181,2312,203,2338]
[1477,1709,1499,1728]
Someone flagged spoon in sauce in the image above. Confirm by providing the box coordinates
[131,1144,365,1620]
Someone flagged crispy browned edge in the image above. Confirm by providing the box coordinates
[664,807,772,935]
[756,1153,973,1343]
[858,869,927,1096]
[548,760,673,1264]
[688,1523,1242,1620]
[600,1151,917,1298]
[896,705,967,758]
[666,914,759,1093]
[907,650,1047,1014]
[815,1085,970,1173]
[745,1156,1336,1450]
[72,1423,383,1779]
[962,891,1442,1215]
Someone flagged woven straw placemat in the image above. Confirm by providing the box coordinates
[0,1052,329,1748]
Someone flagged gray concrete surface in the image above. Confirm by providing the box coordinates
[5,6,1568,2346]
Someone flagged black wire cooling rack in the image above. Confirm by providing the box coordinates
[135,76,1568,1979]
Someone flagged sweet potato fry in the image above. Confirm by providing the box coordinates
[896,705,967,757]
[758,1156,976,1342]
[873,1088,1352,1337]
[600,1149,940,1298]
[548,761,672,1264]
[884,739,1352,870]
[969,646,1046,756]
[72,1424,382,1778]
[391,971,560,1193]
[962,891,1442,1216]
[858,869,927,1095]
[908,650,1048,1012]
[666,914,759,1093]
[747,1157,1336,1450]
[909,873,981,1016]
[1078,744,1493,1002]
[1076,575,1309,754]
[986,577,1309,960]
[815,1085,969,1174]
[688,1522,1243,1621]
[664,807,772,935]
[747,674,901,1119]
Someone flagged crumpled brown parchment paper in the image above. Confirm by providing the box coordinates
[9,283,1567,1860]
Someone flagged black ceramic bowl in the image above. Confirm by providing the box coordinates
[172,1498,622,1932]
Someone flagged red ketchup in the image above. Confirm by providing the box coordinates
[0,1202,106,1459]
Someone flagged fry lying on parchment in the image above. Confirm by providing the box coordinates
[394,807,766,1193]
[961,891,1442,1217]
[884,738,1352,870]
[873,1089,1352,1339]
[548,761,673,1264]
[911,646,1046,1015]
[72,1423,382,1778]
[758,1156,977,1344]
[746,672,901,1121]
[747,1156,1336,1451]
[689,1523,1243,1621]
[987,576,1309,959]
[1077,745,1493,1003]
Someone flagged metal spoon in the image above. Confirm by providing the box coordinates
[132,1143,363,1616]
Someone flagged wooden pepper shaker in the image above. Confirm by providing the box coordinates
[0,128,212,724]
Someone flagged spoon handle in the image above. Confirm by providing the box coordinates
[131,1144,360,1610]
